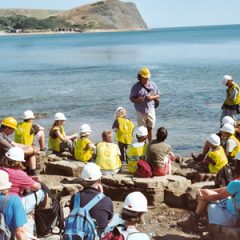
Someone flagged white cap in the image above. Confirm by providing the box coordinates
[123,191,148,212]
[221,116,236,126]
[223,75,233,85]
[136,126,148,137]
[207,134,220,146]
[54,112,67,121]
[220,123,235,134]
[81,163,102,181]
[23,110,35,120]
[0,170,12,190]
[5,147,25,162]
[80,124,92,134]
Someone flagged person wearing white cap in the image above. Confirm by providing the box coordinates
[112,107,135,163]
[0,147,47,214]
[221,75,240,121]
[69,163,113,234]
[102,191,150,240]
[0,169,29,240]
[48,112,78,154]
[15,110,45,151]
[74,124,95,162]
[126,126,148,174]
[200,134,228,174]
[220,123,240,162]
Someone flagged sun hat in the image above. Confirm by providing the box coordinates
[223,75,233,85]
[136,126,148,137]
[123,191,148,212]
[0,170,12,190]
[81,163,102,181]
[5,147,25,162]
[207,134,220,146]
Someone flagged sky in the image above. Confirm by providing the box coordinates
[0,0,240,28]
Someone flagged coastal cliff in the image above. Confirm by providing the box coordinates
[0,0,147,33]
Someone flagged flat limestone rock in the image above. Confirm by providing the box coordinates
[45,160,85,177]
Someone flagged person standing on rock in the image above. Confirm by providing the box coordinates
[221,75,240,122]
[69,162,113,234]
[130,67,160,141]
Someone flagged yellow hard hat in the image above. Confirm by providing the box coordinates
[1,117,17,130]
[139,67,151,79]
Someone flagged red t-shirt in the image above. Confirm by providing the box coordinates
[0,167,35,196]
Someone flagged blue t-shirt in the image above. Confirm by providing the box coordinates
[226,179,240,214]
[0,194,27,232]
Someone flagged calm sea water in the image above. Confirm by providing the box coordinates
[1,25,240,156]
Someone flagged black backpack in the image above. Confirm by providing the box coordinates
[34,182,64,238]
[215,164,235,187]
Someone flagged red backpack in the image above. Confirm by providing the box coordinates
[136,160,153,178]
[101,225,125,240]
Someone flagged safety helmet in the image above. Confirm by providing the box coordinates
[221,116,236,126]
[123,191,148,212]
[80,124,92,134]
[220,123,235,134]
[136,126,148,137]
[81,163,102,181]
[0,170,12,190]
[23,110,35,120]
[115,106,126,114]
[1,117,17,130]
[207,134,220,146]
[139,67,151,79]
[54,112,67,121]
[222,75,233,85]
[5,147,25,162]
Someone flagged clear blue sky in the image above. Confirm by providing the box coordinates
[0,0,240,28]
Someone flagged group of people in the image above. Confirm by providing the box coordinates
[1,69,240,239]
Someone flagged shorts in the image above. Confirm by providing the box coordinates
[208,199,239,226]
[21,189,45,214]
[136,110,156,128]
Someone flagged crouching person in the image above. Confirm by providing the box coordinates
[0,170,31,240]
[0,147,47,214]
[102,191,151,240]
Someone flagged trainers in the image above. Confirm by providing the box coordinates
[177,216,201,233]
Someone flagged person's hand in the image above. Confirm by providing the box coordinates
[137,96,145,103]
[33,147,40,155]
[32,175,41,182]
[146,95,153,101]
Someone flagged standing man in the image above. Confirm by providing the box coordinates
[221,75,240,121]
[130,67,160,141]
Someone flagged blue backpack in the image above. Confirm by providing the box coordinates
[63,192,105,240]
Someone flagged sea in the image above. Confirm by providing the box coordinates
[1,24,240,156]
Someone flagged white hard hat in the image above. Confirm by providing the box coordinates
[80,124,92,134]
[123,191,148,212]
[221,116,236,126]
[5,147,25,162]
[116,107,126,114]
[220,123,235,134]
[0,170,12,190]
[23,110,35,120]
[81,163,102,181]
[223,75,233,85]
[207,134,220,146]
[136,126,148,137]
[54,112,67,121]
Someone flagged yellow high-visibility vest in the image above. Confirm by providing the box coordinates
[224,83,240,105]
[74,137,93,163]
[15,122,34,146]
[48,126,65,152]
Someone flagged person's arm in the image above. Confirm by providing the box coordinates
[199,187,230,202]
[30,181,41,191]
[146,94,160,101]
[229,87,238,101]
[130,84,145,103]
[15,226,28,240]
[225,139,237,157]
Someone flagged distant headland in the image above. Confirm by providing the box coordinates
[0,0,148,35]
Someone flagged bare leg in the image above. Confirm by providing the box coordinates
[147,126,152,142]
[37,130,45,150]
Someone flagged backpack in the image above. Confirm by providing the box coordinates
[136,160,153,178]
[101,225,125,240]
[0,197,11,240]
[63,192,105,240]
[34,182,64,238]
[215,164,235,187]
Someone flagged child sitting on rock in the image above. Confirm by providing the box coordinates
[112,107,135,163]
[96,130,122,175]
[146,127,176,176]
[126,126,148,174]
[74,124,95,163]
